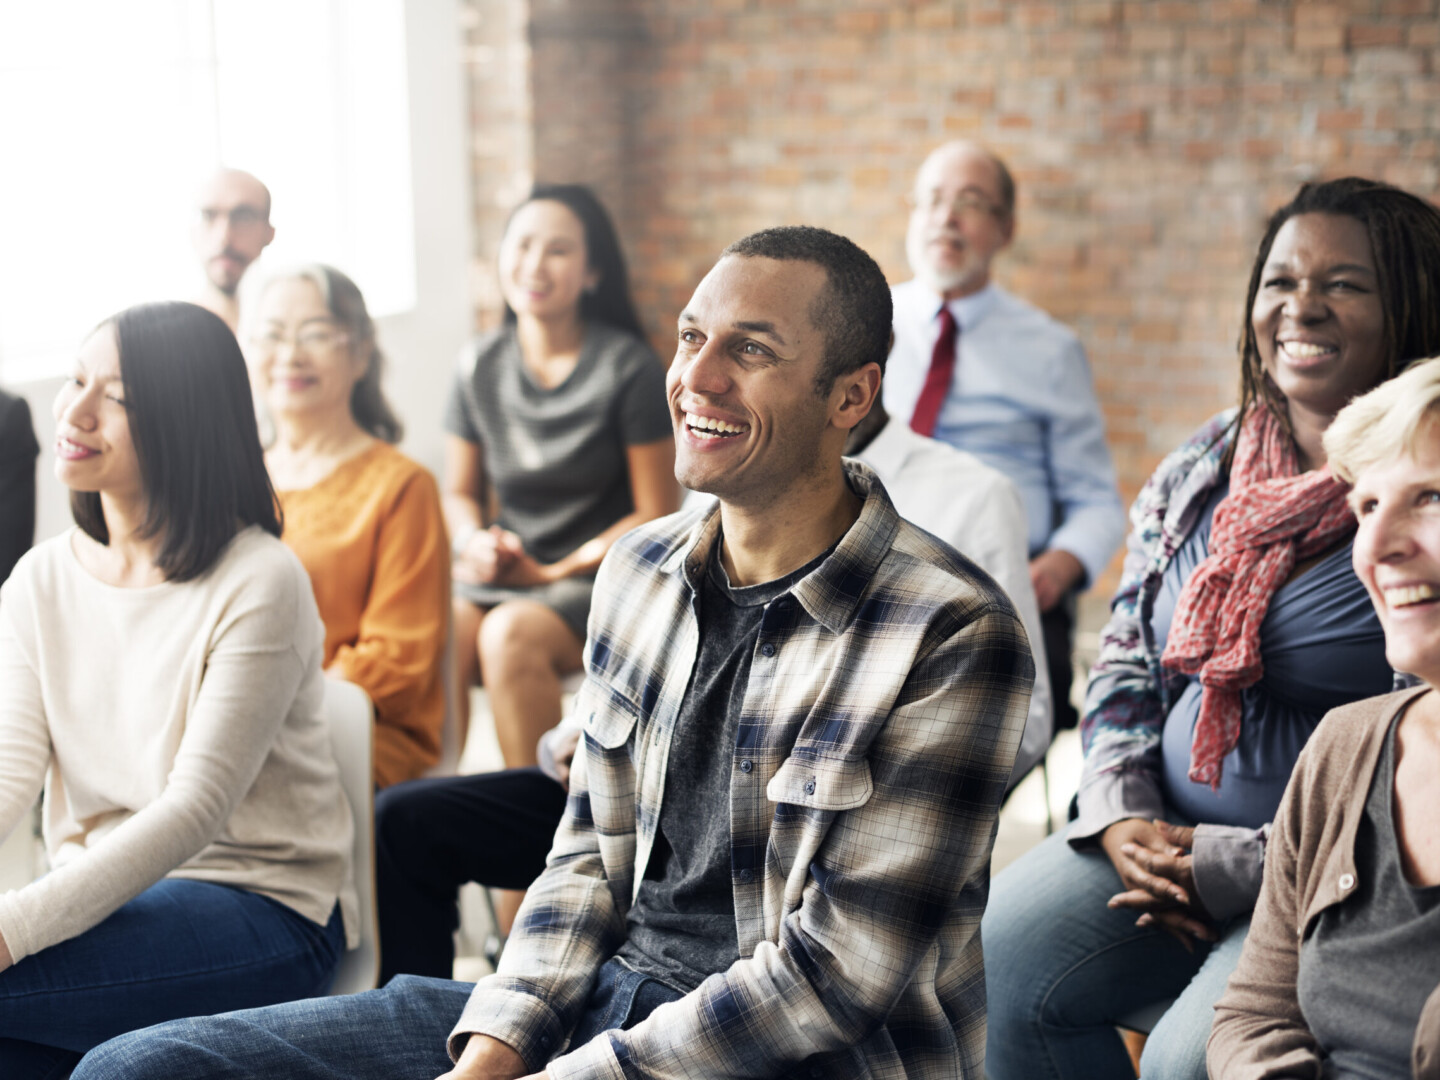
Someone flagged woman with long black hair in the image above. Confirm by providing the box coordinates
[0,302,355,1078]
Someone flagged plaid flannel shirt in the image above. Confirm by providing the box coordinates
[451,462,1035,1079]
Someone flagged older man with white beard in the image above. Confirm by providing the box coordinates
[885,140,1124,735]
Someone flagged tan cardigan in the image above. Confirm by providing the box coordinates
[1208,686,1440,1080]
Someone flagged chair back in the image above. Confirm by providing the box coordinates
[323,678,381,995]
[426,618,461,777]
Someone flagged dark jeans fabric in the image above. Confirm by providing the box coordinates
[375,767,568,983]
[74,957,684,1079]
[0,878,344,1080]
[1042,592,1079,731]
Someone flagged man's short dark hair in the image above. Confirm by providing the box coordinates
[722,226,892,394]
[72,302,281,582]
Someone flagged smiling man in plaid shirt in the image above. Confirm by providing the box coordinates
[78,226,1035,1080]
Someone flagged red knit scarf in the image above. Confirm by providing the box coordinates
[1161,405,1356,789]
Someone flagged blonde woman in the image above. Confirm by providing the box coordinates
[1210,358,1440,1078]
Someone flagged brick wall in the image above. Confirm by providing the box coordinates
[463,0,1440,594]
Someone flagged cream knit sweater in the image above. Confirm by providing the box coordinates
[0,527,358,963]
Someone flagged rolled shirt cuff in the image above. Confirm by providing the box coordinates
[1191,823,1268,921]
[449,983,567,1072]
[1047,514,1124,592]
[547,1033,626,1080]
[1070,769,1166,848]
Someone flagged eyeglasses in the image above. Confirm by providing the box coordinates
[199,206,269,230]
[906,189,1004,220]
[249,325,349,354]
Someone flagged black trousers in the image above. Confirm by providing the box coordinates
[374,767,569,984]
[1041,592,1080,732]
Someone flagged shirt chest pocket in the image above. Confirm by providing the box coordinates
[766,754,874,811]
[581,688,641,751]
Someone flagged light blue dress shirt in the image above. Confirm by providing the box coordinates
[884,280,1125,586]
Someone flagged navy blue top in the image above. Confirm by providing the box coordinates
[1152,480,1392,828]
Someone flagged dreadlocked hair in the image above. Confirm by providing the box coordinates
[1227,177,1440,468]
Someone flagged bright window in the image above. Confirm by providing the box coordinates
[0,0,414,382]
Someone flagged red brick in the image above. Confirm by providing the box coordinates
[834,9,883,34]
[1242,138,1283,159]
[1243,25,1287,49]
[1075,2,1119,25]
[1348,23,1406,47]
[470,0,1440,598]
[914,6,957,30]
[1295,4,1349,28]
[1294,24,1345,48]
[1128,26,1179,50]
[1183,26,1237,51]
[1103,108,1150,135]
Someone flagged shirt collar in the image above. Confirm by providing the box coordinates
[851,416,911,484]
[909,280,999,332]
[662,461,901,636]
[943,282,999,332]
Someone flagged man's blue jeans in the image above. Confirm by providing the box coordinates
[75,956,684,1078]
[0,878,344,1080]
[982,824,1251,1080]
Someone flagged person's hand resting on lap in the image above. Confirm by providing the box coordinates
[1100,819,1215,950]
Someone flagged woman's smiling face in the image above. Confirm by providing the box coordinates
[1251,212,1387,429]
[52,327,142,503]
[1350,419,1440,687]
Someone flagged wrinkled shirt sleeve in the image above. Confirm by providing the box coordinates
[1072,412,1234,847]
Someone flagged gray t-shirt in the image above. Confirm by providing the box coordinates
[616,540,833,992]
[1298,710,1440,1078]
[444,323,672,565]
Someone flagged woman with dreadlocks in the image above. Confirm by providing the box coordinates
[984,178,1440,1080]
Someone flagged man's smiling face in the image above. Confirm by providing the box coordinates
[668,255,839,507]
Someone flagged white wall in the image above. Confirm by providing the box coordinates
[6,0,472,544]
[375,0,473,481]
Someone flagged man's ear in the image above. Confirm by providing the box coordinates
[998,211,1016,248]
[833,362,883,433]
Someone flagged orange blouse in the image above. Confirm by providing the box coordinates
[277,442,450,787]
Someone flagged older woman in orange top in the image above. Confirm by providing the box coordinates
[248,264,449,787]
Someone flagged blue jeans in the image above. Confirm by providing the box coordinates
[983,824,1251,1080]
[75,956,684,1078]
[0,878,344,1080]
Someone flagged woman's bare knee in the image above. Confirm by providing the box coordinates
[478,602,579,683]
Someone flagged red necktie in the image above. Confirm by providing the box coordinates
[910,306,957,437]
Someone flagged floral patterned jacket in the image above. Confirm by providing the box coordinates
[1070,409,1278,919]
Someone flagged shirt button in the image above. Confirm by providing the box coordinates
[739,758,753,773]
[1339,873,1356,891]
[760,642,776,657]
[738,868,754,883]
[803,779,816,795]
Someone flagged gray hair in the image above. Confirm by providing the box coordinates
[259,264,402,443]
